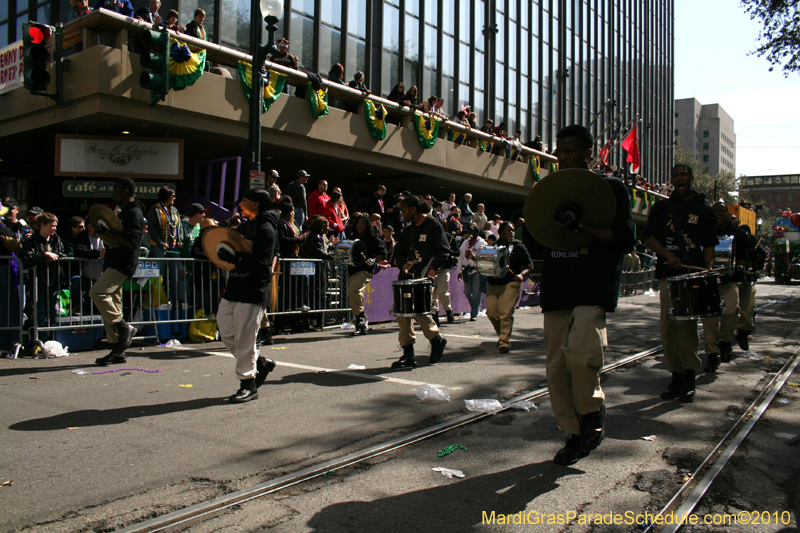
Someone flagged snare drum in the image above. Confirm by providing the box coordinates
[475,246,510,277]
[667,272,722,320]
[333,240,366,267]
[391,279,434,317]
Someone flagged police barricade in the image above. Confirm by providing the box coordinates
[271,258,352,329]
[619,267,656,296]
[13,256,224,356]
[0,255,26,358]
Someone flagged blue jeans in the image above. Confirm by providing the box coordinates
[294,208,306,230]
[463,270,482,318]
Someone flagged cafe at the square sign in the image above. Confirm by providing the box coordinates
[55,134,184,180]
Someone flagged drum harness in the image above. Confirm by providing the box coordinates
[668,200,693,271]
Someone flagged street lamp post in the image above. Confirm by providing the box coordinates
[248,0,284,176]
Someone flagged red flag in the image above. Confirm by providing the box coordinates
[621,124,641,174]
[599,141,610,166]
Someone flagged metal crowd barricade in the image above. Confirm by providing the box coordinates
[10,256,224,356]
[619,267,657,296]
[271,258,352,328]
[0,255,26,358]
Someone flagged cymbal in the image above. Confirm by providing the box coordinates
[1,235,21,253]
[524,168,616,251]
[87,204,123,235]
[97,233,129,248]
[202,226,252,271]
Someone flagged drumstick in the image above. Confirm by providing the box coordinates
[679,264,728,273]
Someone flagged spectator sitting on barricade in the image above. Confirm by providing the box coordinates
[21,212,66,343]
[71,220,105,316]
[62,216,85,257]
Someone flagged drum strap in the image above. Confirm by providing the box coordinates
[667,200,692,264]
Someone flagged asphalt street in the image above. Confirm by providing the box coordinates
[1,281,798,532]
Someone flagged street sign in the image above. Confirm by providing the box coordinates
[250,170,265,189]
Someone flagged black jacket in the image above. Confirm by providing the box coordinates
[538,176,635,312]
[393,215,450,280]
[301,234,332,260]
[104,200,146,278]
[285,180,308,213]
[277,218,302,259]
[643,191,718,279]
[488,238,533,285]
[73,231,103,260]
[348,232,386,276]
[222,210,279,306]
[21,232,65,286]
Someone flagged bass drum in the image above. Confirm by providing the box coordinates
[332,240,366,267]
[475,246,510,278]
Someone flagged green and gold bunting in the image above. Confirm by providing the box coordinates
[237,61,287,112]
[530,155,541,181]
[447,130,467,145]
[169,40,205,90]
[479,139,495,153]
[364,100,387,140]
[508,141,524,161]
[308,83,329,118]
[414,114,441,149]
[549,161,559,173]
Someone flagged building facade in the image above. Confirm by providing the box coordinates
[2,0,675,182]
[674,97,736,177]
[740,173,800,215]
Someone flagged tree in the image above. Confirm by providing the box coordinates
[673,141,737,204]
[740,0,800,76]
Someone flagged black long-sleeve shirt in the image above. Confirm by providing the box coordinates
[104,200,146,278]
[393,215,450,280]
[487,238,533,285]
[222,210,279,307]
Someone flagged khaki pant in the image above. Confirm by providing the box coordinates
[348,270,372,316]
[89,268,128,344]
[398,315,439,347]
[217,299,264,380]
[486,280,522,348]
[702,281,738,354]
[544,306,607,436]
[659,279,702,372]
[737,282,756,332]
[432,269,452,313]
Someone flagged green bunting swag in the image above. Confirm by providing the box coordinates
[364,100,387,140]
[237,61,287,112]
[479,139,495,153]
[508,140,524,161]
[447,130,467,145]
[549,161,559,173]
[414,114,441,148]
[169,40,205,90]
[530,155,541,181]
[308,83,329,118]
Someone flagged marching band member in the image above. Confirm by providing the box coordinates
[348,214,386,337]
[540,125,634,465]
[644,164,717,402]
[736,223,763,349]
[390,196,448,368]
[216,188,279,403]
[485,222,532,353]
[701,202,749,371]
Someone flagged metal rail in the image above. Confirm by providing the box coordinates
[117,343,665,533]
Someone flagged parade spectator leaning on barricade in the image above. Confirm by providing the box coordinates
[71,220,106,315]
[385,82,410,125]
[62,216,85,257]
[147,186,186,308]
[69,0,92,20]
[403,86,419,107]
[301,216,336,331]
[21,212,65,342]
[165,9,186,31]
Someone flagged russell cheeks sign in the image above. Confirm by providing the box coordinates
[55,134,184,180]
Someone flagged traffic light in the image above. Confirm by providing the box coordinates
[138,28,170,105]
[23,22,55,93]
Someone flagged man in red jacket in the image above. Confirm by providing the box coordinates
[323,190,345,238]
[307,179,330,217]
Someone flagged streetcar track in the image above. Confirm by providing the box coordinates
[116,289,797,533]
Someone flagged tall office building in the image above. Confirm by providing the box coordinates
[2,0,675,182]
[674,97,736,177]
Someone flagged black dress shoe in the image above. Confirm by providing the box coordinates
[579,404,606,452]
[432,313,440,326]
[499,346,510,354]
[257,328,274,346]
[230,379,259,403]
[554,434,589,465]
[704,354,720,373]
[352,324,368,336]
[680,369,696,403]
[446,310,454,324]
[115,321,135,353]
[254,357,276,388]
[95,353,126,366]
[429,335,447,364]
[661,372,683,400]
[719,341,732,363]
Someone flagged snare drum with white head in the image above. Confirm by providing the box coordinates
[332,240,366,267]
[391,279,434,317]
[475,246,510,278]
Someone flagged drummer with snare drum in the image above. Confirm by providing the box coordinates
[644,164,717,403]
[390,195,448,369]
[348,213,387,337]
[485,221,532,354]
[700,202,750,371]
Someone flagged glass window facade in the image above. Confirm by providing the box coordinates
[4,0,673,181]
